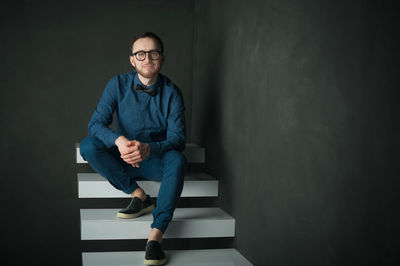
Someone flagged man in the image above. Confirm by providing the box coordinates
[80,32,186,265]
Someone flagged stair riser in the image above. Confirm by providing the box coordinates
[81,219,235,240]
[79,180,218,198]
[81,208,235,240]
[82,249,253,266]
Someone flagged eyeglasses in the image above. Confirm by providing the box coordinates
[132,50,162,61]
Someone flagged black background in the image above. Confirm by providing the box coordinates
[1,0,399,265]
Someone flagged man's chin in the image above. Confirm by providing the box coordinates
[137,69,160,79]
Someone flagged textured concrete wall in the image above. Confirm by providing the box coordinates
[191,0,399,265]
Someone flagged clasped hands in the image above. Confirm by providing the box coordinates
[115,136,150,168]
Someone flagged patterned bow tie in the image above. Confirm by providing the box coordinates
[136,84,155,96]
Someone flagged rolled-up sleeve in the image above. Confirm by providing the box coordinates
[88,77,121,148]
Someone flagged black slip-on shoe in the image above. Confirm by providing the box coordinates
[117,195,155,219]
[144,240,167,265]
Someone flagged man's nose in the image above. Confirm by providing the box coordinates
[144,55,151,63]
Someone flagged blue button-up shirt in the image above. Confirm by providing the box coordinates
[88,71,186,155]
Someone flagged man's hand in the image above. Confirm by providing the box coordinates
[115,136,151,167]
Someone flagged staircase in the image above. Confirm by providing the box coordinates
[76,143,253,265]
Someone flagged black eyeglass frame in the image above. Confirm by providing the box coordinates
[132,50,162,61]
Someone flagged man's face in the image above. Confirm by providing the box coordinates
[130,37,164,80]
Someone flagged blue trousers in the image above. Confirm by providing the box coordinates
[80,136,186,233]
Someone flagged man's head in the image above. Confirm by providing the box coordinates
[130,32,165,82]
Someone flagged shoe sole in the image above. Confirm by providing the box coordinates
[117,204,155,219]
[144,258,167,265]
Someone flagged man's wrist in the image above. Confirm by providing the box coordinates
[114,137,121,146]
[115,135,126,146]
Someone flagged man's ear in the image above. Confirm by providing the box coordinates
[129,56,136,68]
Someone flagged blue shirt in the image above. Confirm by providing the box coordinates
[88,71,186,155]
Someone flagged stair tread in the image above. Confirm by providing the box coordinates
[78,172,218,198]
[76,143,205,163]
[82,248,253,266]
[81,208,235,240]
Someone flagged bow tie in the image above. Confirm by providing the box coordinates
[136,84,155,96]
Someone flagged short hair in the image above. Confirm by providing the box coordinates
[131,32,164,54]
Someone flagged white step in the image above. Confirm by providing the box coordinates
[76,143,205,163]
[82,248,253,266]
[78,173,218,198]
[81,208,235,240]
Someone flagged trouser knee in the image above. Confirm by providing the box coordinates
[162,150,186,174]
[80,136,106,160]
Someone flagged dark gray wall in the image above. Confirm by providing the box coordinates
[1,0,399,265]
[0,0,194,265]
[192,0,399,265]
